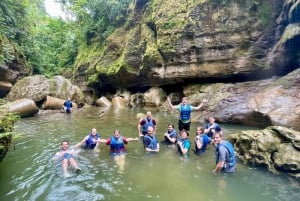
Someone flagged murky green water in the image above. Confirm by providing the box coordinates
[0,107,299,201]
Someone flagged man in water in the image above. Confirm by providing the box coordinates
[138,111,157,138]
[143,126,160,153]
[163,124,178,146]
[167,96,207,132]
[100,130,139,172]
[213,132,236,173]
[63,97,73,113]
[53,140,81,177]
[75,128,101,153]
[204,116,221,138]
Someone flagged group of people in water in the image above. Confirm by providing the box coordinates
[55,96,236,177]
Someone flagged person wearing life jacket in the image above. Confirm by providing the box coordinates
[100,130,138,172]
[143,126,160,152]
[177,130,191,158]
[53,139,81,177]
[138,111,157,137]
[213,131,236,173]
[194,126,211,154]
[204,116,222,138]
[75,128,101,153]
[63,97,73,113]
[167,96,207,132]
[163,124,178,145]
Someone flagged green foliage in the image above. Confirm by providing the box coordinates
[58,0,131,45]
[28,17,79,76]
[0,113,19,133]
[258,2,272,27]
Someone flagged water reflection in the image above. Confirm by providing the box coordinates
[0,107,299,201]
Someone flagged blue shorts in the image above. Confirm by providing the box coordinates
[63,153,72,159]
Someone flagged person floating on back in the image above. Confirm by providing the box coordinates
[167,96,207,133]
[63,97,73,113]
[53,140,81,178]
[213,132,236,173]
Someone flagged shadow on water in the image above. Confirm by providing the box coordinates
[0,107,299,201]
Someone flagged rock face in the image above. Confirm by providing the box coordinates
[74,0,299,93]
[0,35,31,97]
[6,75,84,105]
[199,68,300,130]
[229,126,300,179]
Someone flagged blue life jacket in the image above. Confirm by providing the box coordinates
[110,135,125,151]
[179,104,191,121]
[164,129,177,144]
[215,141,236,168]
[195,134,211,153]
[64,100,72,109]
[142,118,155,133]
[177,138,191,155]
[144,135,158,150]
[85,133,100,149]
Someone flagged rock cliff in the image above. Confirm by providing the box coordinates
[74,0,300,93]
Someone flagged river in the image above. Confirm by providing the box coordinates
[0,107,299,201]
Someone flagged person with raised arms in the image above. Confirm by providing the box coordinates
[100,130,139,172]
[167,96,207,133]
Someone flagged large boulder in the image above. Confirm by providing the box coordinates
[6,75,84,105]
[229,126,300,179]
[186,68,300,130]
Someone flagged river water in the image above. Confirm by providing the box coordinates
[0,107,299,201]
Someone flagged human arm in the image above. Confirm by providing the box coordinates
[138,118,143,137]
[164,132,176,143]
[74,136,88,148]
[177,141,189,155]
[195,136,203,149]
[193,99,208,110]
[167,96,177,110]
[126,137,139,142]
[213,146,226,172]
[145,143,159,152]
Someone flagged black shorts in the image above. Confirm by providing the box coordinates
[178,120,190,132]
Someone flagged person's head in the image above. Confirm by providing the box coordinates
[147,126,154,135]
[146,111,152,119]
[196,126,204,135]
[67,97,71,101]
[213,132,223,145]
[61,140,70,150]
[208,116,216,124]
[91,128,97,136]
[113,130,121,138]
[181,97,188,104]
[167,124,174,131]
[181,130,188,139]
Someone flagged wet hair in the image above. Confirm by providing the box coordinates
[213,131,223,138]
[168,124,174,128]
[61,139,70,145]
